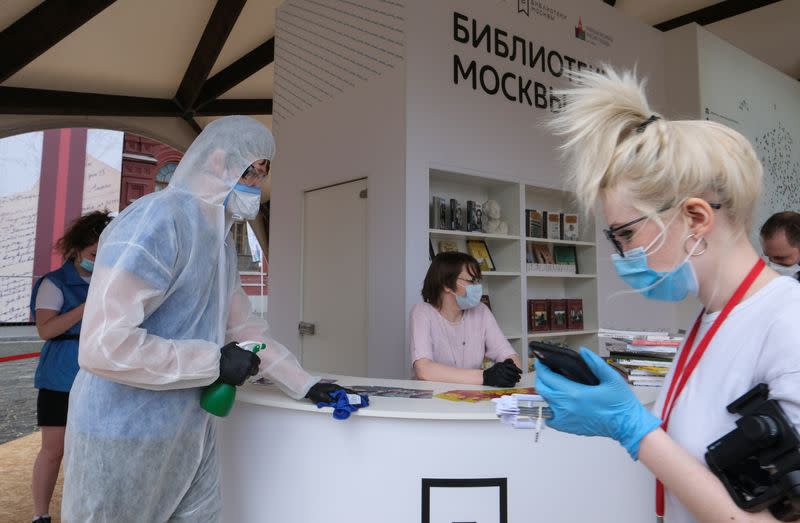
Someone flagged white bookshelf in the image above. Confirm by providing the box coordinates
[528,329,599,339]
[527,272,597,279]
[429,169,600,371]
[524,237,596,247]
[430,229,520,241]
[524,184,598,370]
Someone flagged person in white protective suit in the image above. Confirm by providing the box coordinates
[61,116,351,522]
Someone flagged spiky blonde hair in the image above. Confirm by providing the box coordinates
[549,67,763,231]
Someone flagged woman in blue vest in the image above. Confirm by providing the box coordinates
[29,210,111,523]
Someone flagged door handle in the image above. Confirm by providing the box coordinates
[298,321,316,336]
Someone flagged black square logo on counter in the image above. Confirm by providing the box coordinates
[422,478,507,523]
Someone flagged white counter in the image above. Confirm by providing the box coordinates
[220,374,660,522]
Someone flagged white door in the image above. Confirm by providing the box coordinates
[300,178,368,376]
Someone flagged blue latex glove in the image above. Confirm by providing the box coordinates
[534,347,662,460]
[315,388,369,420]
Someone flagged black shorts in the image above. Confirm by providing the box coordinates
[37,388,70,426]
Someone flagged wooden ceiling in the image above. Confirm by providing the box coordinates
[0,0,795,139]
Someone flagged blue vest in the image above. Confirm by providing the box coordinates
[30,261,89,392]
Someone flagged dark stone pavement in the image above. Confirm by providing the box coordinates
[0,341,43,445]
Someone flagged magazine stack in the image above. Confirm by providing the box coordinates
[598,328,685,388]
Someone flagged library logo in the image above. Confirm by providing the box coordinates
[515,0,566,22]
[573,16,613,47]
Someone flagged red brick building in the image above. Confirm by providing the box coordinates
[119,133,268,297]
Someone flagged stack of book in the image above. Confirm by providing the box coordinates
[598,328,684,388]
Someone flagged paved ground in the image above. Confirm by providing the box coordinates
[0,341,43,445]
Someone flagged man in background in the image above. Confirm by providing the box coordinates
[761,211,800,281]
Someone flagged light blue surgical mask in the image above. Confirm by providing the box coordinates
[768,261,800,278]
[80,258,94,273]
[455,283,483,310]
[224,182,261,221]
[611,241,700,302]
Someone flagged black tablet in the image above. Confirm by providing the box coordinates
[529,341,600,386]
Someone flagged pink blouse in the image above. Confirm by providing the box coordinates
[409,302,517,369]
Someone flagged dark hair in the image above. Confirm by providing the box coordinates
[54,210,113,261]
[421,252,481,309]
[760,211,800,247]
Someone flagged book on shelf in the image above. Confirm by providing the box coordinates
[546,211,561,239]
[528,299,550,332]
[627,375,665,383]
[598,328,680,341]
[531,243,555,264]
[438,240,458,253]
[608,361,669,377]
[431,196,450,230]
[629,380,664,388]
[562,213,580,241]
[622,345,677,356]
[526,209,544,238]
[602,339,679,355]
[466,239,495,271]
[525,242,535,264]
[553,244,578,273]
[608,355,673,368]
[429,239,434,260]
[629,339,681,347]
[610,368,667,386]
[450,198,462,231]
[549,299,567,331]
[466,200,481,232]
[528,263,580,274]
[566,298,583,330]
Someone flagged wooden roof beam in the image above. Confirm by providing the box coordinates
[0,0,118,83]
[174,0,247,112]
[655,0,783,32]
[0,86,180,116]
[194,98,272,116]
[194,38,274,110]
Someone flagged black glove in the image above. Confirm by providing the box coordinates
[218,342,261,386]
[305,382,355,403]
[482,358,523,387]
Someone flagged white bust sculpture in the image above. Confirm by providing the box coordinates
[482,199,508,234]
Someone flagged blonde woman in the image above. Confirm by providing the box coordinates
[534,68,800,523]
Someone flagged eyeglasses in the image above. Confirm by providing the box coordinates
[242,162,270,185]
[458,276,482,285]
[604,202,722,257]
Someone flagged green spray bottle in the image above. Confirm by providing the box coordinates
[200,341,264,417]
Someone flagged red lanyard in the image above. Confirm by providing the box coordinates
[655,258,765,519]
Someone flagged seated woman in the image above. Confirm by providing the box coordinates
[410,252,523,386]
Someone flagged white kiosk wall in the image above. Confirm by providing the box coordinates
[663,24,800,327]
[271,0,694,379]
[695,27,800,247]
[269,1,407,377]
[404,0,684,372]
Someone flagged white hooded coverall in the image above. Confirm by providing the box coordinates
[62,116,316,522]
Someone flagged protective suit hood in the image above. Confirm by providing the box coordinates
[169,115,275,205]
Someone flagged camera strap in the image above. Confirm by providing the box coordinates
[656,258,765,520]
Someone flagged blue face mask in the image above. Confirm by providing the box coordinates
[80,258,94,273]
[612,246,698,301]
[455,283,483,310]
[225,182,262,221]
